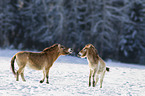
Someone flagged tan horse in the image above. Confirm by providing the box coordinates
[11,44,73,84]
[78,44,109,88]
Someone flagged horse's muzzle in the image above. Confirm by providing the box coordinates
[68,48,73,53]
[77,53,81,57]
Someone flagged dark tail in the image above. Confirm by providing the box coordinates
[11,55,16,75]
[106,67,110,72]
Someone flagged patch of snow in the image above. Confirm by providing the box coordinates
[0,49,145,96]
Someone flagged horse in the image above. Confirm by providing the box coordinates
[11,44,73,84]
[78,44,109,88]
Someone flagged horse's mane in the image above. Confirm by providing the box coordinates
[86,44,99,57]
[90,45,98,55]
[43,44,59,52]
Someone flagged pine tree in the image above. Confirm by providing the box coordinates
[119,1,145,63]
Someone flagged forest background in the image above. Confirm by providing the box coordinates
[0,0,145,64]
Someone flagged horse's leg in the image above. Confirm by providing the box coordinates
[16,66,24,81]
[16,71,19,81]
[21,70,26,82]
[92,69,97,87]
[40,70,45,83]
[95,74,99,87]
[100,71,106,88]
[89,69,93,87]
[45,69,50,84]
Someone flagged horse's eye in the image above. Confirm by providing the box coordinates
[84,49,86,51]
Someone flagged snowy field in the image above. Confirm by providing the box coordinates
[0,49,145,96]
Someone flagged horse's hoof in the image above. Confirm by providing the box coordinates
[40,80,44,83]
[46,82,49,84]
[93,82,95,87]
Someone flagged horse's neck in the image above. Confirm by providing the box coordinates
[52,51,60,62]
[87,56,95,64]
[87,53,99,64]
[46,48,60,62]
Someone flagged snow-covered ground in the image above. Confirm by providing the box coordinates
[0,49,145,96]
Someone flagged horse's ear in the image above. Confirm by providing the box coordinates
[88,44,92,48]
[58,44,61,48]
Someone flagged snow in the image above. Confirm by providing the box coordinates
[0,49,145,96]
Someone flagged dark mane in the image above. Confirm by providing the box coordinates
[43,44,59,52]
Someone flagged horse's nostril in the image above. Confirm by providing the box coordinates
[70,48,73,52]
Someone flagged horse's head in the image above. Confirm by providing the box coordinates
[58,44,73,55]
[78,44,96,58]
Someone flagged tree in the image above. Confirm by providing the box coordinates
[0,0,145,64]
[119,1,145,63]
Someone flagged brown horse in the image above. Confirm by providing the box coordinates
[78,44,109,88]
[11,44,73,84]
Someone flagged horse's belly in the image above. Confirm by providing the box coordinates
[89,63,97,70]
[26,61,44,70]
[89,63,105,73]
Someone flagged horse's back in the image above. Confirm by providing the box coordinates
[27,52,48,70]
[98,57,106,67]
[15,51,47,70]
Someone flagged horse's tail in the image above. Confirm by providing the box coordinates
[11,55,16,75]
[106,67,110,72]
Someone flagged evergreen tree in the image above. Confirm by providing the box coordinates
[119,1,145,63]
[0,0,145,64]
